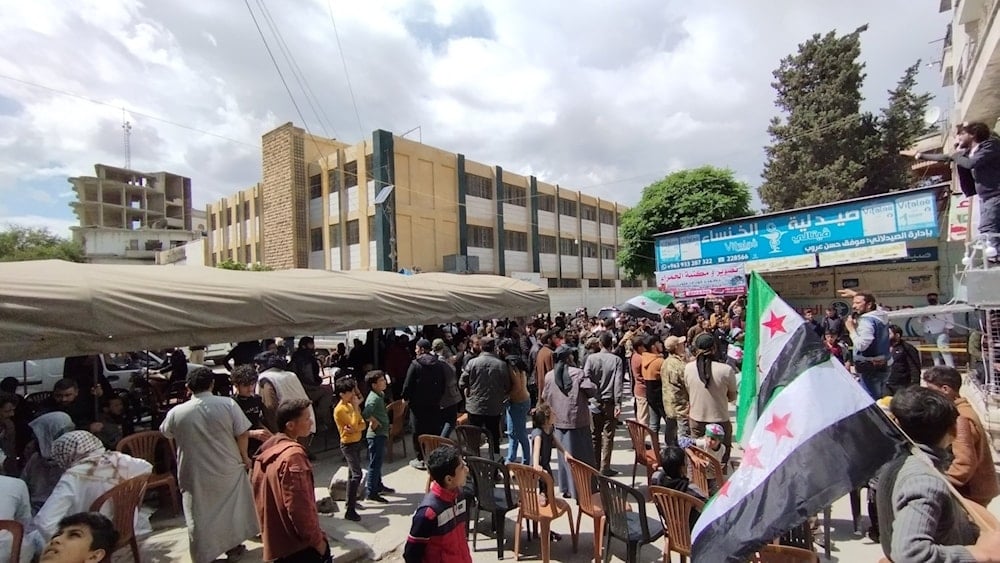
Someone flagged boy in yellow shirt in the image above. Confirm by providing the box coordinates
[334,377,366,521]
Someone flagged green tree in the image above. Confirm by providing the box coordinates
[216,259,273,271]
[861,61,934,196]
[760,26,871,211]
[617,166,752,279]
[0,225,84,262]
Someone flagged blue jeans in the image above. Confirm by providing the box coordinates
[366,435,386,496]
[860,369,889,400]
[505,400,531,463]
[980,195,1000,246]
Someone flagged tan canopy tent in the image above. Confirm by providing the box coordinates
[0,260,549,362]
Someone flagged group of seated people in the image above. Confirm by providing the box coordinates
[0,376,153,562]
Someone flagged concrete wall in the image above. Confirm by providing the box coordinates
[547,286,646,315]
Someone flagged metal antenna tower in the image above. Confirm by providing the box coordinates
[122,109,132,169]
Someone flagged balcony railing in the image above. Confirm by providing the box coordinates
[957,0,1000,98]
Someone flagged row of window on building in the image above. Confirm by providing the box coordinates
[307,169,619,225]
[309,221,616,260]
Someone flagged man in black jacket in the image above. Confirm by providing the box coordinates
[289,337,335,431]
[913,121,1000,252]
[402,339,445,469]
[888,325,922,396]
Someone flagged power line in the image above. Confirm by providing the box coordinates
[244,0,328,159]
[327,0,365,139]
[255,0,339,139]
[0,73,259,148]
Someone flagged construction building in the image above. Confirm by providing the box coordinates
[69,164,205,264]
[206,123,635,294]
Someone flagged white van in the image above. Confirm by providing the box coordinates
[0,352,202,396]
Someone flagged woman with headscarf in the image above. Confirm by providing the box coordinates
[541,344,597,498]
[683,333,738,464]
[30,430,152,543]
[20,412,75,510]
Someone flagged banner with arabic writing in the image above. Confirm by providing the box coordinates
[656,263,747,298]
[654,187,939,271]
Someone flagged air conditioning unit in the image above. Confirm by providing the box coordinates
[443,254,479,273]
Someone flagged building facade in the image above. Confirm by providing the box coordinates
[68,164,204,264]
[207,123,631,290]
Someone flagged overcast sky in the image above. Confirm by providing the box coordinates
[0,0,951,236]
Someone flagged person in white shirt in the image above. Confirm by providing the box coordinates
[0,475,35,563]
[30,431,152,546]
[921,293,955,368]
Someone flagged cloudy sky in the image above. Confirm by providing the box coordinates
[0,0,951,236]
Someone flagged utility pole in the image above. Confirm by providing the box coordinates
[122,109,132,169]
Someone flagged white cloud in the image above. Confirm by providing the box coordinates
[0,215,76,238]
[0,0,951,228]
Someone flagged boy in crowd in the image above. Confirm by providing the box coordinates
[651,445,706,528]
[231,365,272,457]
[333,377,365,522]
[404,445,472,563]
[39,512,118,563]
[362,370,394,503]
[252,399,330,563]
[95,395,132,448]
[693,423,727,488]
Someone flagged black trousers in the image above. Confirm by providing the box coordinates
[412,409,443,460]
[468,412,502,455]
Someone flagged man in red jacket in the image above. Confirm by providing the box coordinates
[252,399,330,563]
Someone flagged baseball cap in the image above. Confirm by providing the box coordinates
[431,338,446,351]
[664,335,686,351]
[705,423,725,439]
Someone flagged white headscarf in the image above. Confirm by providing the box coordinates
[28,412,74,459]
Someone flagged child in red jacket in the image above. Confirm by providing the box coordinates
[403,445,472,563]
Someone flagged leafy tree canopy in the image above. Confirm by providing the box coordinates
[0,225,84,262]
[761,26,932,211]
[617,166,752,279]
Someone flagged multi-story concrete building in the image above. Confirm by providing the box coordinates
[207,123,632,293]
[68,164,205,264]
[938,0,1000,129]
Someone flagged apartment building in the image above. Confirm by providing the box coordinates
[68,164,204,264]
[207,123,631,289]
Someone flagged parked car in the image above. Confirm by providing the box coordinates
[0,352,204,396]
[597,307,621,321]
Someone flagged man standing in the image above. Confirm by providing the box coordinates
[846,292,891,400]
[920,293,956,368]
[888,324,922,396]
[401,339,445,470]
[252,399,330,563]
[821,307,846,343]
[660,335,689,445]
[630,336,649,425]
[914,121,1000,254]
[289,337,336,430]
[922,366,999,507]
[459,336,511,461]
[534,330,557,401]
[583,331,624,477]
[640,335,667,435]
[160,368,258,563]
[803,309,824,338]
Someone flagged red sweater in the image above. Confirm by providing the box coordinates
[251,435,325,560]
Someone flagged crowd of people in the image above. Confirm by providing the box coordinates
[1,288,1000,562]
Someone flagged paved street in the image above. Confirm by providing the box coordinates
[121,402,1000,562]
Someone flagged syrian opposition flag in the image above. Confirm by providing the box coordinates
[617,290,673,320]
[691,273,906,561]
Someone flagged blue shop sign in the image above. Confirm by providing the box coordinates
[654,189,939,270]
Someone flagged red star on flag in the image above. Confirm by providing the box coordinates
[718,480,732,497]
[761,311,787,338]
[764,412,794,444]
[741,445,763,469]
